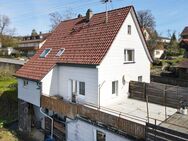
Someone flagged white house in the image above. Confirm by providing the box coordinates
[16,6,152,141]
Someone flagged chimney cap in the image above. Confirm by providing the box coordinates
[87,9,93,13]
[86,9,93,21]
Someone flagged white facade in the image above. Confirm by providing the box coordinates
[67,119,133,141]
[98,10,151,106]
[18,78,41,106]
[42,66,99,106]
[153,49,164,59]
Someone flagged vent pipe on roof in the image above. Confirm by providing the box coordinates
[77,14,83,18]
[101,0,112,23]
[86,9,93,21]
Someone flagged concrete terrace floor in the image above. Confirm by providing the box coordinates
[102,97,177,125]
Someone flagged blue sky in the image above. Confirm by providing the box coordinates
[0,0,187,37]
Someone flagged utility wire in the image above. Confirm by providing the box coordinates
[11,0,100,23]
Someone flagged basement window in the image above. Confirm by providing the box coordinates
[79,82,85,95]
[56,48,65,57]
[112,81,118,95]
[138,76,142,82]
[96,130,106,141]
[23,80,28,87]
[40,48,51,58]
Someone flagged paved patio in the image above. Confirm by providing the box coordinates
[102,97,177,124]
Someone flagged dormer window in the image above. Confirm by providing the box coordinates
[40,48,51,58]
[56,48,65,57]
[128,25,131,35]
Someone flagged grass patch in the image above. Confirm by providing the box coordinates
[0,76,17,127]
[0,128,19,141]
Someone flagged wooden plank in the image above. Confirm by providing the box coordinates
[146,123,188,139]
[147,128,187,141]
[146,132,168,141]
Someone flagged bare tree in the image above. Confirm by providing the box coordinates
[0,15,10,35]
[49,12,63,31]
[49,8,76,31]
[137,10,156,31]
[0,14,18,48]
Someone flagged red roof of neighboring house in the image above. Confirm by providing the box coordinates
[182,39,188,44]
[16,6,151,81]
[181,26,188,36]
[180,39,188,50]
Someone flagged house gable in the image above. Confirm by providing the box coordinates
[97,7,151,105]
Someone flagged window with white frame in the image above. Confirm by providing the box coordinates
[128,25,131,35]
[40,48,51,58]
[112,81,118,95]
[23,80,28,87]
[124,49,134,62]
[96,130,106,141]
[56,48,65,57]
[79,82,85,95]
[138,76,142,82]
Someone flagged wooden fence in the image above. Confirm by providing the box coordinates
[146,122,188,141]
[41,95,146,139]
[129,81,188,109]
[151,75,188,87]
[45,117,66,141]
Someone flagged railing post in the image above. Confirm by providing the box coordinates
[164,85,167,119]
[154,119,157,141]
[146,95,149,123]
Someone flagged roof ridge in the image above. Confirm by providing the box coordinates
[59,5,133,24]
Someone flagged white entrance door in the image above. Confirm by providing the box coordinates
[71,80,77,103]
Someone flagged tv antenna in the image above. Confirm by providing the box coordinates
[101,0,112,23]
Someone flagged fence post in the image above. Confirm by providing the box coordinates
[164,85,167,119]
[154,119,157,141]
[144,83,147,100]
[146,95,149,123]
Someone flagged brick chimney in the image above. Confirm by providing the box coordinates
[86,9,93,21]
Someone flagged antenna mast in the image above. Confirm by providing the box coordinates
[101,0,112,23]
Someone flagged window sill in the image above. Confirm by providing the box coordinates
[123,61,135,64]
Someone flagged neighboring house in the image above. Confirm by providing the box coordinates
[176,26,188,79]
[180,26,188,58]
[176,59,188,80]
[142,28,151,41]
[158,36,171,43]
[16,32,51,57]
[153,45,165,59]
[0,47,18,56]
[142,28,169,60]
[181,26,188,39]
[15,6,152,141]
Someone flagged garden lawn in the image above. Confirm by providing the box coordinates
[0,76,18,127]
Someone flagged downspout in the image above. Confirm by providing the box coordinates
[98,81,105,109]
[40,107,53,139]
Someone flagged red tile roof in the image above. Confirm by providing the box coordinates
[181,26,188,36]
[182,39,188,44]
[180,39,188,50]
[16,6,147,81]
